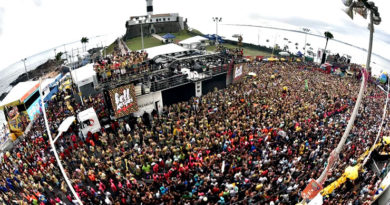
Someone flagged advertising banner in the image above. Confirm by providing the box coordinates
[233,63,246,83]
[109,84,138,118]
[301,179,323,200]
[133,91,163,117]
[27,97,42,121]
[0,123,10,147]
[7,106,29,138]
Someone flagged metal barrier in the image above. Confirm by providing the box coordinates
[150,74,189,92]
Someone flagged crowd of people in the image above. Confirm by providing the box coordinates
[94,51,149,83]
[0,59,389,204]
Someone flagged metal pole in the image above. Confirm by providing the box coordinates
[316,68,367,185]
[216,20,219,45]
[22,58,29,80]
[141,21,144,50]
[303,34,307,62]
[366,11,374,74]
[39,78,83,204]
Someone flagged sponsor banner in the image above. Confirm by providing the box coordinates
[0,123,10,146]
[27,97,42,121]
[233,63,246,83]
[301,179,323,200]
[109,84,138,118]
[133,91,163,117]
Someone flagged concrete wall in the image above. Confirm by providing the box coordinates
[124,21,185,40]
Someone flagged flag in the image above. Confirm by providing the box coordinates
[305,79,309,91]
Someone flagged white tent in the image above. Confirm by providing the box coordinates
[71,63,97,87]
[179,36,208,49]
[143,43,189,59]
[279,51,290,56]
[58,116,75,133]
[0,81,40,109]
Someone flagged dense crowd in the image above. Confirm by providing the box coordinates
[0,60,388,204]
[94,51,149,83]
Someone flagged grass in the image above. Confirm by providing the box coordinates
[206,43,273,57]
[157,30,198,43]
[125,36,163,51]
[106,30,202,54]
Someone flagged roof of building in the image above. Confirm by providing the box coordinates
[151,13,173,18]
[143,43,189,59]
[0,81,40,109]
[179,36,208,45]
[71,63,96,87]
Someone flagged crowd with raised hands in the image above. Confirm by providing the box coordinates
[0,60,388,205]
[94,51,149,83]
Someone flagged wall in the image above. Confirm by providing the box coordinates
[124,21,185,40]
[202,73,227,95]
[162,83,195,106]
[133,91,163,117]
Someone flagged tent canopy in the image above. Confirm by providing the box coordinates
[71,63,97,87]
[279,51,290,56]
[143,43,189,59]
[0,81,40,109]
[162,33,176,39]
[179,36,208,45]
[58,116,75,133]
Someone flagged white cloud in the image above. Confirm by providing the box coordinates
[0,0,389,70]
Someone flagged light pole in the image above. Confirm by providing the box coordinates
[315,0,381,186]
[139,16,147,50]
[302,28,310,61]
[342,0,381,74]
[21,58,29,80]
[212,17,222,45]
[39,78,83,204]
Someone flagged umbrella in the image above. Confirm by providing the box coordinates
[279,51,290,56]
[162,33,176,39]
[248,72,257,77]
[267,57,279,62]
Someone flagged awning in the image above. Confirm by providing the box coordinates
[267,57,279,61]
[58,116,76,133]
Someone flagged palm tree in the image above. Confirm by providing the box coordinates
[323,31,334,52]
[55,52,63,62]
[81,37,89,52]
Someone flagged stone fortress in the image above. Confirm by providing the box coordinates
[124,0,188,40]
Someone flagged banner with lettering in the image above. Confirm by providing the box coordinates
[109,84,139,118]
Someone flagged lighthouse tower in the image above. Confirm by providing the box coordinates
[146,0,153,15]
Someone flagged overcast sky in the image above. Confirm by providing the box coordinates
[0,0,389,70]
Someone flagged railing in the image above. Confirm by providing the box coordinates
[150,74,189,92]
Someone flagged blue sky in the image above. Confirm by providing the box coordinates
[0,0,389,70]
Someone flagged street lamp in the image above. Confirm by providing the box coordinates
[39,78,83,204]
[342,0,381,73]
[302,28,310,61]
[315,0,381,187]
[139,16,147,50]
[21,58,29,80]
[212,17,222,45]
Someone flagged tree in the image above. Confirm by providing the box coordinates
[55,52,63,62]
[81,37,89,52]
[323,31,334,52]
